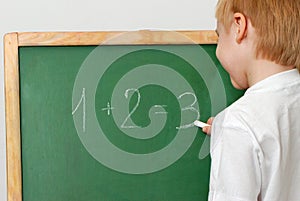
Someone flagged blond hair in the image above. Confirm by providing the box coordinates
[216,0,300,71]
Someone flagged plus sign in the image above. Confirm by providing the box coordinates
[101,102,115,116]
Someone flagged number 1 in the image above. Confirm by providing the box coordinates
[72,88,86,132]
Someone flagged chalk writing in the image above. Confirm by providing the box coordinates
[72,88,86,132]
[154,105,168,115]
[101,102,115,116]
[120,88,141,129]
[176,92,200,129]
[74,88,200,131]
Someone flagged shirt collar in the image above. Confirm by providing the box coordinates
[245,69,300,94]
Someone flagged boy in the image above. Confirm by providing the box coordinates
[202,0,300,200]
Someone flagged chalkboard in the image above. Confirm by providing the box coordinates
[4,31,244,201]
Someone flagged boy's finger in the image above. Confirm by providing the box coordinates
[202,126,211,135]
[207,117,214,125]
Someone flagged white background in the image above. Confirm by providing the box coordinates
[0,0,217,199]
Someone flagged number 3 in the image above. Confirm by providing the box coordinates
[176,92,200,129]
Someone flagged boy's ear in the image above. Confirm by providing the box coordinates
[233,12,247,43]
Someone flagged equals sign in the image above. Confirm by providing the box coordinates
[154,105,168,114]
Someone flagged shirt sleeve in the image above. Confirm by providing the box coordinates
[208,112,261,201]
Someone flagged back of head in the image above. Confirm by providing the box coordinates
[215,0,300,72]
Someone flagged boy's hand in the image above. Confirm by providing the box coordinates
[202,117,214,135]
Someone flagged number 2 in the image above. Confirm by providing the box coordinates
[121,88,141,129]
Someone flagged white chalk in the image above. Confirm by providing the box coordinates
[193,120,210,128]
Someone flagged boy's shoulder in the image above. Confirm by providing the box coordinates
[227,69,300,115]
[212,69,300,146]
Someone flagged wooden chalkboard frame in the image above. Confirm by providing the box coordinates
[4,30,218,201]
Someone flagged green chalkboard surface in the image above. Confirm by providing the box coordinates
[18,44,244,201]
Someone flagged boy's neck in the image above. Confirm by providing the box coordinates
[247,60,295,87]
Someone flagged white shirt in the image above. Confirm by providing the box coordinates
[209,69,300,201]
